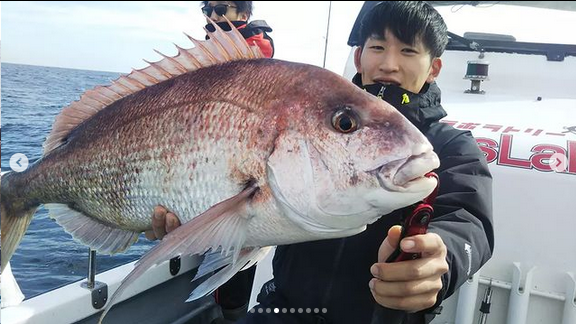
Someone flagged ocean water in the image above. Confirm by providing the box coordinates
[1,63,156,299]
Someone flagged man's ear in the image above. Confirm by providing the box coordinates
[354,46,363,74]
[426,57,442,83]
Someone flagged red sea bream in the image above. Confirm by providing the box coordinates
[0,21,439,322]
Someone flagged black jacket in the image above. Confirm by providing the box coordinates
[240,76,494,324]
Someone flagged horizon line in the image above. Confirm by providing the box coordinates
[1,61,123,75]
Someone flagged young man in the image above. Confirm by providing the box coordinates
[201,1,274,58]
[149,2,493,323]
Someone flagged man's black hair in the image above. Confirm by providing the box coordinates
[359,1,448,58]
[201,1,253,20]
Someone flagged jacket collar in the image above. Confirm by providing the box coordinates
[352,73,447,130]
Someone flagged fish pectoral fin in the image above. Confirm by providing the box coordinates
[45,204,140,255]
[186,247,265,302]
[98,184,258,324]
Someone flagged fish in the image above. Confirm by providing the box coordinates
[0,19,440,323]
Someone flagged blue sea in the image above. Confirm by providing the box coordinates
[1,63,156,299]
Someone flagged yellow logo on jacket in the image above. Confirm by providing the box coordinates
[401,93,410,105]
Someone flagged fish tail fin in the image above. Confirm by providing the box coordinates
[1,172,38,273]
[1,262,25,307]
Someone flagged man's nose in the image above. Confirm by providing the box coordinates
[379,53,400,72]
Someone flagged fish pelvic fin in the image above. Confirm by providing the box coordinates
[192,246,272,284]
[186,247,269,302]
[1,172,38,273]
[186,246,272,302]
[43,16,264,156]
[98,184,259,324]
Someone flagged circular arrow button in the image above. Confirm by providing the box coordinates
[9,153,29,172]
[549,153,567,173]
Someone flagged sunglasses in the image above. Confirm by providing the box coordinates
[201,4,237,17]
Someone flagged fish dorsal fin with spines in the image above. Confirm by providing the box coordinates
[42,18,264,155]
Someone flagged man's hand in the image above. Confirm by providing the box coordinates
[369,225,448,312]
[144,206,181,240]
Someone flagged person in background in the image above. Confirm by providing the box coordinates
[201,1,274,58]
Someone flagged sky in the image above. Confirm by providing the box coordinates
[0,1,363,74]
[1,2,576,74]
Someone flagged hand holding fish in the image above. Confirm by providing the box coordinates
[144,206,181,241]
[369,226,449,312]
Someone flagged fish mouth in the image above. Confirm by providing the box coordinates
[371,150,439,192]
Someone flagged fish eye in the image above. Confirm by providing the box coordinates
[332,109,359,133]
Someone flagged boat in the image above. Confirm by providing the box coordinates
[1,2,575,323]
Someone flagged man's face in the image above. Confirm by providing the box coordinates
[354,29,442,93]
[203,1,248,23]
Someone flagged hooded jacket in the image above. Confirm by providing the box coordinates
[206,20,274,58]
[239,75,494,324]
